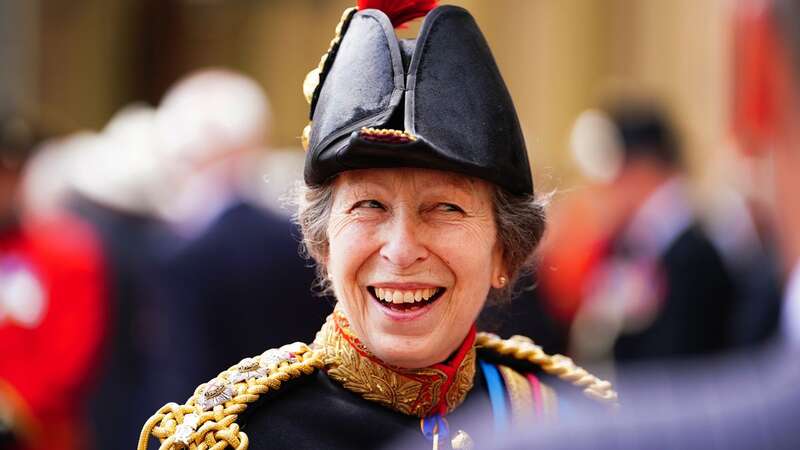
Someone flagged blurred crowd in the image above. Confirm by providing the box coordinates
[0,69,332,450]
[1,1,799,450]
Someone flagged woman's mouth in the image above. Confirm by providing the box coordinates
[367,286,446,311]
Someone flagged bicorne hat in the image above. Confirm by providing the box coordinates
[301,0,533,195]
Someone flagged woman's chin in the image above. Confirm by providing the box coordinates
[368,336,448,369]
[356,291,466,368]
[362,321,457,368]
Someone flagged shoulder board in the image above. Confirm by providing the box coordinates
[476,332,619,406]
[137,342,322,450]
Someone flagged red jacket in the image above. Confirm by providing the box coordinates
[0,215,106,450]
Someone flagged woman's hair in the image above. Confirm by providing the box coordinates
[293,179,547,302]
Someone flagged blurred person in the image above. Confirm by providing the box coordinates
[138,3,618,450]
[61,105,177,450]
[238,148,307,216]
[151,69,330,402]
[476,0,800,448]
[69,104,167,221]
[535,186,623,326]
[492,184,634,357]
[18,133,90,221]
[703,185,783,347]
[0,113,107,450]
[568,103,736,371]
[733,0,800,344]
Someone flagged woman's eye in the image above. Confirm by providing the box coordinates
[351,199,386,211]
[435,203,465,213]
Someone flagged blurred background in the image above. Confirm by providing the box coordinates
[0,1,788,449]
[2,0,734,186]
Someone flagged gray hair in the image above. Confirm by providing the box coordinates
[293,180,547,302]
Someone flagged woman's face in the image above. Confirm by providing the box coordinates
[326,168,506,368]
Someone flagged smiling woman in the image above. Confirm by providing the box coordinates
[304,168,542,370]
[325,169,504,369]
[138,2,616,450]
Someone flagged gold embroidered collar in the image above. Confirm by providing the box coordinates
[314,310,476,418]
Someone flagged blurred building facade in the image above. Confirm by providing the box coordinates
[16,0,731,192]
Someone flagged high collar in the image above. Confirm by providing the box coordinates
[314,310,477,418]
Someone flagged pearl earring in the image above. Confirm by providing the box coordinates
[498,276,508,287]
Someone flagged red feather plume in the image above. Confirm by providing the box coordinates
[357,0,438,28]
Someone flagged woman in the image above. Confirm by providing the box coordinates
[138,2,616,449]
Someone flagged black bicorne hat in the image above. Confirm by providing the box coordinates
[301,2,533,195]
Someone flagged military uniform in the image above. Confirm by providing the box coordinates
[139,311,616,450]
[139,2,617,448]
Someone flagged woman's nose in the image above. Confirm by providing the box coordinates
[379,214,429,268]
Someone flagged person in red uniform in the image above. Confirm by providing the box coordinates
[0,113,107,450]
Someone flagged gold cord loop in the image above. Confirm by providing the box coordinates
[475,333,619,406]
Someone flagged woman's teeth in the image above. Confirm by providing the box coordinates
[375,287,440,304]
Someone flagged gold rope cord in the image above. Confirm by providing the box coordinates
[475,333,619,406]
[137,343,323,450]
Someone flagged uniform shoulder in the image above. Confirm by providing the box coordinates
[476,332,619,406]
[137,342,322,450]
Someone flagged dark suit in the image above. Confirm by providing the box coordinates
[614,224,736,360]
[727,243,783,348]
[156,201,333,401]
[68,195,174,450]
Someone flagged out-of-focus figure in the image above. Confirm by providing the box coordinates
[703,182,783,348]
[0,114,107,450]
[486,1,800,448]
[154,69,271,236]
[152,69,331,401]
[58,105,177,450]
[568,103,736,369]
[731,0,800,346]
[238,148,307,217]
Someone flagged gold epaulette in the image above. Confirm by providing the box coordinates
[475,332,619,406]
[137,342,322,450]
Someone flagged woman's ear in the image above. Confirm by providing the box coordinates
[490,244,509,289]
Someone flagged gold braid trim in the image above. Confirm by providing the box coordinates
[137,343,323,450]
[358,127,417,144]
[475,333,619,406]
